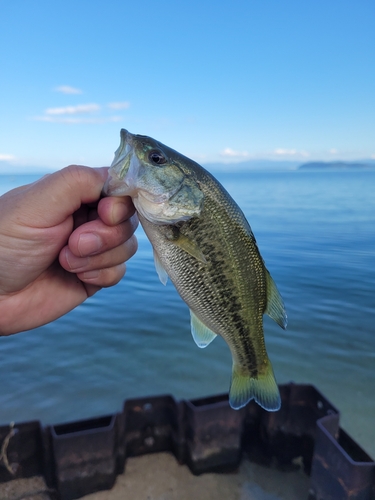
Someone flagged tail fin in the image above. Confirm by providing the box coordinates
[229,359,281,411]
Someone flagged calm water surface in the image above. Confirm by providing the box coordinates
[0,170,374,457]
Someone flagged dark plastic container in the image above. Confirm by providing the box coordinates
[309,415,375,500]
[0,384,373,499]
[50,414,118,500]
[243,383,339,473]
[184,393,246,474]
[0,420,43,482]
[123,394,179,458]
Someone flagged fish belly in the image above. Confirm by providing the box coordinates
[139,206,281,411]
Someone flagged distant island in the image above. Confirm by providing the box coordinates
[299,161,374,170]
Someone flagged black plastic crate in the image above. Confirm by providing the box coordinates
[123,394,179,457]
[0,420,43,482]
[0,384,374,499]
[184,393,246,474]
[243,383,339,473]
[49,414,119,500]
[309,415,375,500]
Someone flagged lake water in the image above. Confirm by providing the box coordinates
[0,169,374,459]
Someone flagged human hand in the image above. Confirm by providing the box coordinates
[0,165,138,335]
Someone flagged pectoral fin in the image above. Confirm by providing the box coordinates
[166,229,207,264]
[190,311,217,348]
[153,249,169,285]
[265,270,287,329]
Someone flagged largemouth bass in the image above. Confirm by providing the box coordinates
[104,129,287,411]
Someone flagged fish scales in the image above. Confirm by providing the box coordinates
[140,178,267,375]
[104,129,287,411]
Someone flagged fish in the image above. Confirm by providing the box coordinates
[103,129,287,411]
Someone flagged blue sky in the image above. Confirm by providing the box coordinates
[1,0,374,172]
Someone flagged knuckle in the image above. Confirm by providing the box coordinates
[100,264,125,287]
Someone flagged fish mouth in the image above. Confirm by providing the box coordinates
[104,171,182,207]
[103,128,184,203]
[103,129,134,196]
[103,169,133,197]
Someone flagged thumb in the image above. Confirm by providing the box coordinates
[19,166,108,228]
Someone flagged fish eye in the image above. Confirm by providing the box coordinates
[149,150,167,166]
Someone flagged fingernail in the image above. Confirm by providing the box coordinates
[78,233,102,256]
[111,199,132,224]
[82,270,100,279]
[66,252,89,271]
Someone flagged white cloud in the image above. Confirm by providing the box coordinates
[34,115,122,124]
[108,101,130,110]
[274,148,309,158]
[32,99,130,124]
[274,148,297,156]
[45,103,101,116]
[55,85,83,95]
[329,148,338,154]
[220,148,250,158]
[371,154,375,159]
[0,154,16,161]
[301,151,310,157]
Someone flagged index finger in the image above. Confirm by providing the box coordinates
[97,196,136,226]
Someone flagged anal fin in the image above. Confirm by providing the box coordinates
[265,270,287,329]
